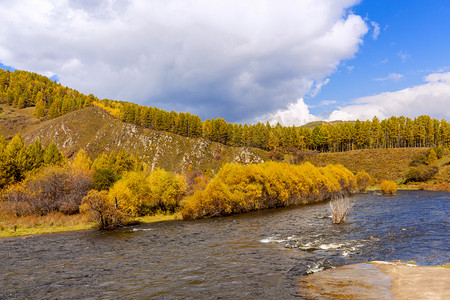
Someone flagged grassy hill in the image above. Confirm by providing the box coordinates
[306,148,429,182]
[19,106,268,175]
[0,104,39,139]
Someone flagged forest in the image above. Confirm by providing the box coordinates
[1,69,449,154]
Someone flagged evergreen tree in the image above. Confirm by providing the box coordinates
[44,141,65,166]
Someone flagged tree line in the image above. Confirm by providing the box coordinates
[96,99,450,152]
[0,69,95,119]
[1,68,449,154]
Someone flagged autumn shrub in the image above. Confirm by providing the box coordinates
[185,168,210,195]
[268,149,283,161]
[80,190,125,230]
[108,171,151,216]
[147,168,186,213]
[1,166,92,216]
[409,153,428,167]
[427,149,438,165]
[433,146,446,159]
[181,162,356,219]
[404,165,438,183]
[355,171,371,192]
[380,180,397,195]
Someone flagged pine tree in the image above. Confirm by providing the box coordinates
[26,138,45,170]
[34,99,46,118]
[44,141,65,166]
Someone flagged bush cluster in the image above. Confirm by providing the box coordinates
[1,166,92,216]
[380,180,397,195]
[107,169,186,216]
[405,165,438,183]
[355,171,371,193]
[181,162,355,219]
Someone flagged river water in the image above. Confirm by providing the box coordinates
[1,191,448,299]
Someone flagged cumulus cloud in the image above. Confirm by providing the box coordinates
[327,72,450,121]
[0,0,367,123]
[267,98,319,126]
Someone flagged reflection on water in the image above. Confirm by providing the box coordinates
[1,191,448,299]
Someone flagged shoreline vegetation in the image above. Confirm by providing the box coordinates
[0,132,448,237]
[1,187,446,238]
[0,135,449,237]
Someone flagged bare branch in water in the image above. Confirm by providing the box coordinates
[329,194,350,224]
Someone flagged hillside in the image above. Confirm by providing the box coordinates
[0,104,38,139]
[20,106,267,174]
[306,148,429,182]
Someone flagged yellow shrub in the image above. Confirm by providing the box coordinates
[108,171,151,216]
[147,169,186,213]
[181,161,356,219]
[355,171,371,193]
[380,180,397,195]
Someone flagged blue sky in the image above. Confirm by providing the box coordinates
[0,0,449,124]
[306,0,450,119]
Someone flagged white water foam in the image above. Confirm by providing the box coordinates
[132,228,154,232]
[260,237,286,244]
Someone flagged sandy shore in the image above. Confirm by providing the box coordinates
[298,261,450,299]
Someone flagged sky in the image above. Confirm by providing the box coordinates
[0,0,449,125]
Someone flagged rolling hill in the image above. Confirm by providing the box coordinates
[18,105,267,175]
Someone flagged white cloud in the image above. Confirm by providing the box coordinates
[267,98,319,126]
[328,72,450,121]
[320,100,337,106]
[374,72,404,81]
[0,0,367,123]
[370,21,380,40]
[309,78,330,97]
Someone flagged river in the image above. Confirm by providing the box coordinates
[1,190,448,299]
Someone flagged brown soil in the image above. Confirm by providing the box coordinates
[298,261,450,299]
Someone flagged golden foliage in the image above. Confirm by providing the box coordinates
[108,171,150,217]
[107,169,186,216]
[380,180,397,195]
[181,162,355,219]
[147,168,186,213]
[355,171,372,193]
